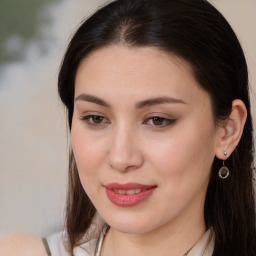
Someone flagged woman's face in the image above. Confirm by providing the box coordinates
[71,46,219,234]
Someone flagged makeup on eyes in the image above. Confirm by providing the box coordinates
[79,114,109,127]
[79,113,177,129]
[75,96,183,129]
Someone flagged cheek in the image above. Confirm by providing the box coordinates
[147,130,215,214]
[145,125,216,181]
[71,125,106,184]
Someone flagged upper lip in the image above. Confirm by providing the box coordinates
[104,183,156,190]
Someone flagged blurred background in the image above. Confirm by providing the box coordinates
[0,0,256,237]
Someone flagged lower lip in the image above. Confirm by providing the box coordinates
[106,187,156,207]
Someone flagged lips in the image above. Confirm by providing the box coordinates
[105,183,156,207]
[113,188,145,195]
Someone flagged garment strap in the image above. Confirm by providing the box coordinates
[96,225,109,256]
[42,237,52,256]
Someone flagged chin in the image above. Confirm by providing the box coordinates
[112,224,150,234]
[104,215,157,234]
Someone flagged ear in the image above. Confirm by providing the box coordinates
[215,99,247,160]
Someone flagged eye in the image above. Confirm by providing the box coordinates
[151,117,165,125]
[80,115,109,127]
[144,116,176,127]
[90,115,104,123]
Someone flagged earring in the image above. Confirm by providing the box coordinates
[218,151,229,179]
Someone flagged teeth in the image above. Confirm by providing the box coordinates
[113,189,144,195]
[126,189,136,195]
[114,189,126,195]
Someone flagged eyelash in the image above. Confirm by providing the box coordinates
[80,115,109,127]
[80,115,176,128]
[143,116,176,127]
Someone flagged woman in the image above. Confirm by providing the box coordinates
[1,0,255,255]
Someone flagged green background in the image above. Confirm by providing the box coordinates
[0,0,59,64]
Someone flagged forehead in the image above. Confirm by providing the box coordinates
[75,45,209,105]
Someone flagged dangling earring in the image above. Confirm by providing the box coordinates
[218,151,229,179]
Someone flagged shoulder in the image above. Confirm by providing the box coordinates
[46,231,97,256]
[0,233,48,256]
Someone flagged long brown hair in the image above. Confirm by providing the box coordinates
[58,0,256,255]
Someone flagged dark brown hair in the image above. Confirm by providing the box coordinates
[58,0,256,255]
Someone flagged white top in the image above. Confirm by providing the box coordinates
[45,227,214,256]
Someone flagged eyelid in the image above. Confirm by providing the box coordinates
[143,113,176,127]
[79,113,110,127]
[78,112,176,128]
[144,112,175,119]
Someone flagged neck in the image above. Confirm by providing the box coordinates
[101,213,206,256]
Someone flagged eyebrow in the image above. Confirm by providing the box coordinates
[75,94,110,107]
[75,93,187,108]
[135,96,187,108]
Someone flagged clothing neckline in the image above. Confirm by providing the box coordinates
[96,225,109,256]
[95,226,214,256]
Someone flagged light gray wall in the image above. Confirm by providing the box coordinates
[0,0,255,237]
[0,0,107,237]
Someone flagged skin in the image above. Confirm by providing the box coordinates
[0,45,246,256]
[0,233,48,256]
[71,45,246,256]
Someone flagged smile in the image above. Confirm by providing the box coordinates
[113,188,146,195]
[105,183,157,207]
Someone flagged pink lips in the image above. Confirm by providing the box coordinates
[105,183,157,207]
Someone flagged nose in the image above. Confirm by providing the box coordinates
[107,125,144,173]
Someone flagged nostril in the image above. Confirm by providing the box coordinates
[107,151,144,173]
[107,131,144,172]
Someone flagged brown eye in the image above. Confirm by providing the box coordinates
[152,117,165,125]
[143,116,176,127]
[80,115,109,127]
[92,115,104,123]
